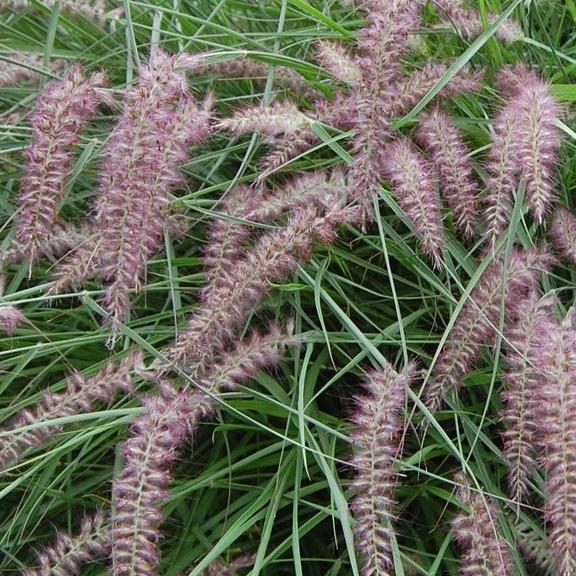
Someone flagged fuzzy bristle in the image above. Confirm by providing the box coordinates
[537,308,576,575]
[383,137,445,267]
[0,352,139,473]
[14,65,108,261]
[416,107,479,239]
[350,363,415,576]
[425,247,551,413]
[501,292,553,502]
[23,511,111,576]
[452,473,513,576]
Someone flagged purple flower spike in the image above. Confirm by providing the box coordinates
[23,511,111,576]
[350,363,415,576]
[383,137,445,267]
[501,292,554,503]
[166,202,357,370]
[112,327,289,576]
[416,107,479,239]
[508,72,561,222]
[0,352,140,473]
[452,473,513,576]
[483,104,518,248]
[0,304,25,335]
[15,65,109,261]
[425,246,552,413]
[434,0,524,44]
[112,384,201,576]
[536,308,576,575]
[93,50,213,326]
[550,206,576,266]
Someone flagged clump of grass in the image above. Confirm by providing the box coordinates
[0,1,575,575]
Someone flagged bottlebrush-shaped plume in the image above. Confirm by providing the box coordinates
[23,511,111,576]
[452,473,513,576]
[416,107,479,239]
[424,246,552,413]
[49,212,191,295]
[501,292,553,503]
[112,327,289,576]
[2,222,90,266]
[550,206,576,266]
[0,303,25,334]
[165,202,359,370]
[217,100,309,137]
[14,65,109,261]
[93,49,212,326]
[382,137,445,267]
[112,384,201,576]
[389,63,484,117]
[316,41,361,86]
[483,101,519,248]
[202,171,347,296]
[536,307,576,575]
[502,69,560,222]
[201,185,259,293]
[0,352,139,473]
[434,0,524,43]
[0,275,25,335]
[193,53,316,98]
[350,362,415,576]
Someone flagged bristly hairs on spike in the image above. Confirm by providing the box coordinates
[500,291,554,503]
[14,65,109,263]
[416,106,479,239]
[452,473,513,576]
[424,246,553,413]
[350,362,416,576]
[382,137,445,267]
[112,326,291,576]
[0,352,140,473]
[23,511,111,576]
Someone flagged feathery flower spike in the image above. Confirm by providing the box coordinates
[350,363,415,576]
[0,275,25,335]
[389,63,484,117]
[112,327,289,576]
[112,384,199,576]
[23,512,111,576]
[0,304,25,335]
[483,102,519,248]
[2,222,90,266]
[201,185,259,294]
[434,0,524,43]
[382,137,445,267]
[425,247,552,413]
[536,307,576,575]
[550,206,576,266]
[501,292,553,503]
[15,65,109,262]
[504,70,560,222]
[0,352,139,473]
[166,202,358,370]
[416,107,479,238]
[193,54,315,98]
[452,473,513,576]
[316,41,362,85]
[216,100,309,137]
[93,50,212,326]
